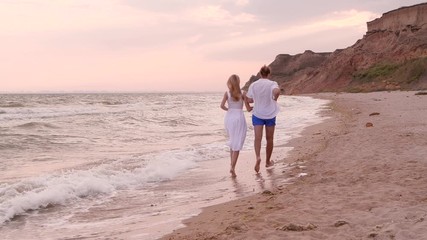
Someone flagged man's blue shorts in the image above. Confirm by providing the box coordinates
[252,115,276,126]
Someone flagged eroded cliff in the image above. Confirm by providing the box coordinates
[246,3,427,94]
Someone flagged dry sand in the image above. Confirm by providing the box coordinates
[161,91,427,240]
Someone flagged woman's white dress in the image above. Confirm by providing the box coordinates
[224,92,247,151]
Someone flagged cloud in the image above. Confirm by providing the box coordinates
[231,0,250,7]
[0,0,260,52]
[183,5,256,26]
[0,0,169,35]
[323,9,379,29]
[122,0,250,12]
[194,9,378,58]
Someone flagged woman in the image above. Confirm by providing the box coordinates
[220,74,252,177]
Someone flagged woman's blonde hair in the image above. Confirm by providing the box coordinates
[227,74,241,101]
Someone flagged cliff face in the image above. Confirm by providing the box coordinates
[367,3,427,33]
[243,50,331,90]
[247,3,427,94]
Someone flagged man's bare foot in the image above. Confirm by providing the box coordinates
[266,160,275,168]
[254,158,261,173]
[230,169,237,178]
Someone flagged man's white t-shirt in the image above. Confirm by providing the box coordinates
[247,78,280,119]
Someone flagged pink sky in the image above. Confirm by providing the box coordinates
[1,0,425,92]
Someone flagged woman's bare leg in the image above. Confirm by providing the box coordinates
[230,150,239,177]
[229,148,235,177]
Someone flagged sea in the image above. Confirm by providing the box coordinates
[0,92,329,240]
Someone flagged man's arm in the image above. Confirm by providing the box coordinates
[272,87,280,101]
[245,86,254,103]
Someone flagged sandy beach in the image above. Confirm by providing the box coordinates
[162,91,427,240]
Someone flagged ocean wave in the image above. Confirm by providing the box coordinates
[0,172,115,224]
[16,122,59,129]
[0,105,131,121]
[0,152,197,225]
[0,102,25,108]
[153,117,200,127]
[100,101,125,106]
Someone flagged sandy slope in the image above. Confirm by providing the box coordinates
[161,91,427,240]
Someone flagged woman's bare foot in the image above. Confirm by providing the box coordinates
[230,169,237,178]
[266,160,275,168]
[254,158,261,173]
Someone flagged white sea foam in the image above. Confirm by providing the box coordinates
[0,150,198,224]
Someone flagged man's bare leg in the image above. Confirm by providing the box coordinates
[265,125,275,167]
[253,125,263,173]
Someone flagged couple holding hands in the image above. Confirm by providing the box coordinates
[220,65,281,177]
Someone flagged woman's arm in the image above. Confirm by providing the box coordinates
[220,92,228,111]
[242,93,253,112]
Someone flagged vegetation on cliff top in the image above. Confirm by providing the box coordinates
[348,57,427,92]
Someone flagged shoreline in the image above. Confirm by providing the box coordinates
[161,91,427,240]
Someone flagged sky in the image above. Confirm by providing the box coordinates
[1,0,426,93]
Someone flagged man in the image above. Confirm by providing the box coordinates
[245,65,280,173]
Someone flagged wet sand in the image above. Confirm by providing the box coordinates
[161,91,427,240]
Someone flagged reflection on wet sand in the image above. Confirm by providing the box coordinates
[229,160,285,199]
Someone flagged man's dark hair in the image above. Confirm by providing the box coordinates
[260,65,271,78]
